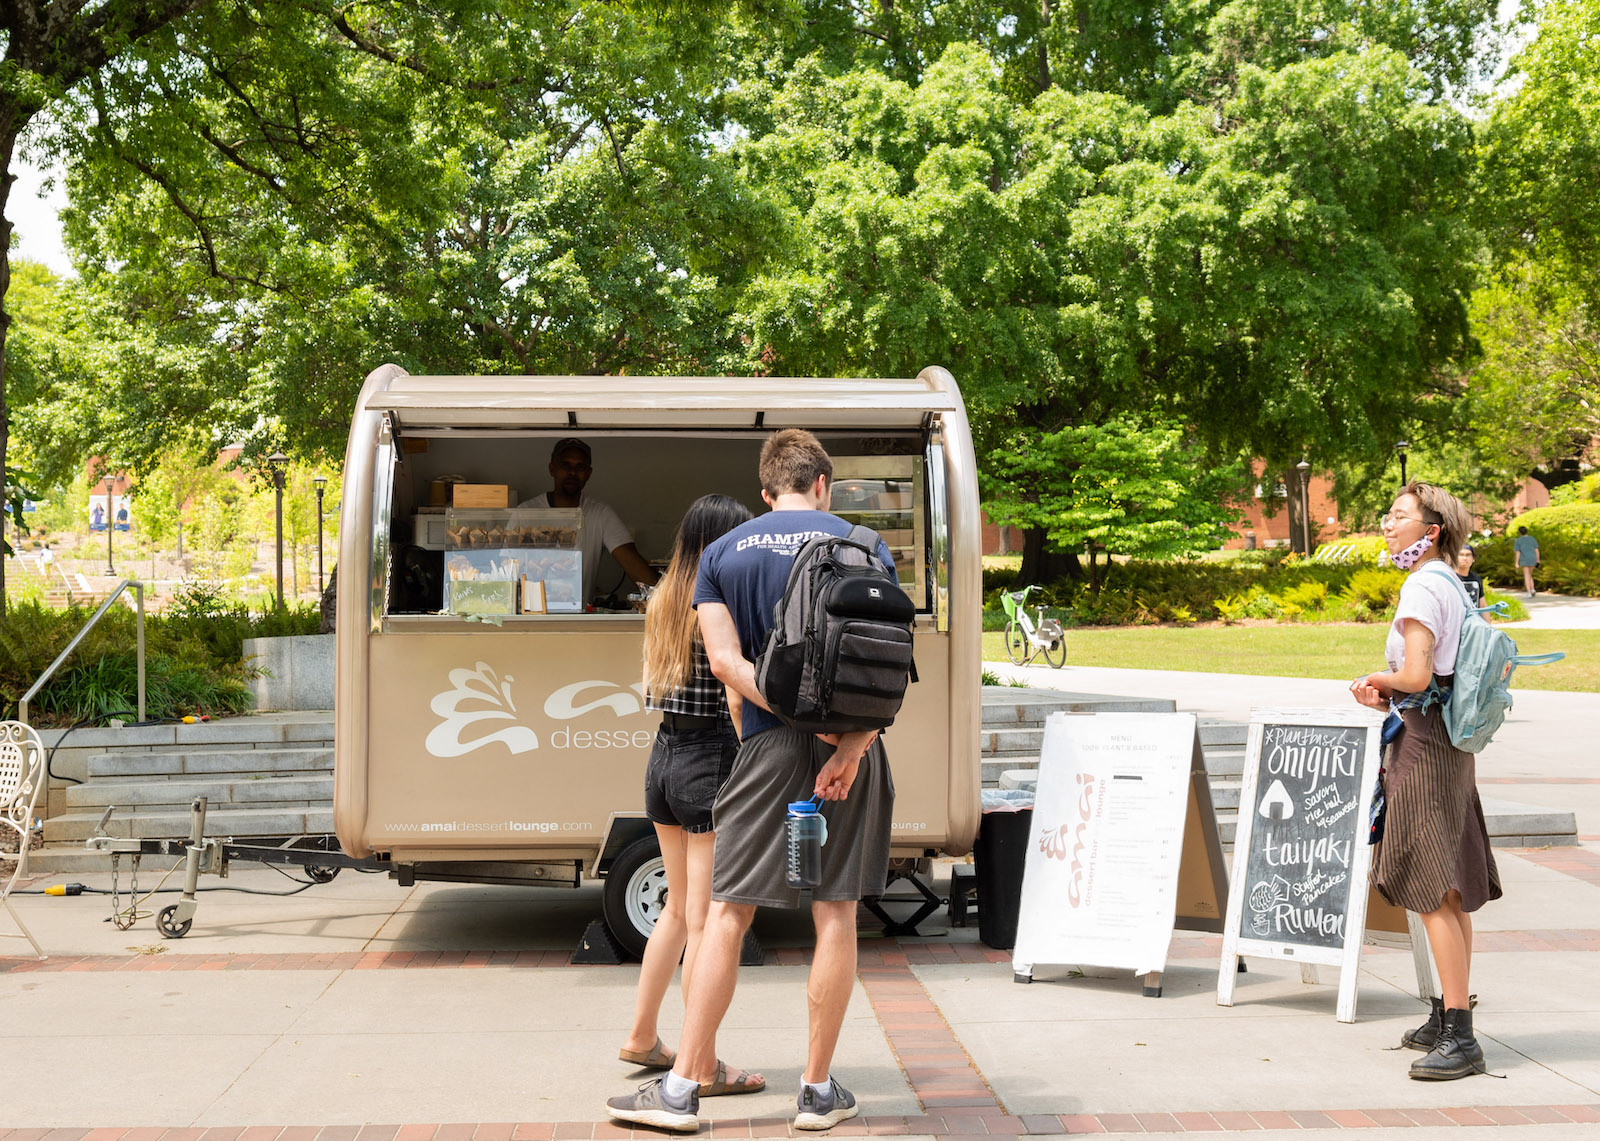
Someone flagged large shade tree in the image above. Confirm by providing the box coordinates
[730,17,1485,578]
[25,0,770,472]
[0,0,217,609]
[1463,0,1600,487]
[13,0,1506,592]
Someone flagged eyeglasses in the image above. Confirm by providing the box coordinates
[1381,511,1434,530]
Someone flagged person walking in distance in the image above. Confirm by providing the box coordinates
[1512,526,1540,597]
[1351,483,1502,1080]
[617,494,764,1099]
[606,429,897,1132]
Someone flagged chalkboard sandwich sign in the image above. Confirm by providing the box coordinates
[1216,707,1387,1023]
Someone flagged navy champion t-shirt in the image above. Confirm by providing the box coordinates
[694,509,896,740]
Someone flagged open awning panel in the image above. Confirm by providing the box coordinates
[369,374,959,431]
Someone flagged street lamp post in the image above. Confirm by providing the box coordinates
[1395,440,1409,487]
[103,474,116,576]
[313,475,327,594]
[268,452,289,609]
[1296,459,1312,557]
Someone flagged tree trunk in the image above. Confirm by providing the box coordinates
[1037,0,1052,93]
[1018,526,1083,586]
[1285,468,1314,556]
[0,122,18,616]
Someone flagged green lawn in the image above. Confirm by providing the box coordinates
[982,625,1598,693]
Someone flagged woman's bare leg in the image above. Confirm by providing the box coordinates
[622,824,687,1057]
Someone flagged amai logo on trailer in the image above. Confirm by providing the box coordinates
[424,662,648,758]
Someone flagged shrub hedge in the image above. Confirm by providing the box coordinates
[982,559,1530,629]
[0,588,322,727]
[1474,504,1600,596]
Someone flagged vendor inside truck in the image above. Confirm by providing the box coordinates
[517,436,660,603]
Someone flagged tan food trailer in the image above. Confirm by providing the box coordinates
[335,364,982,954]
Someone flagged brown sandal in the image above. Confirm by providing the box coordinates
[699,1059,766,1097]
[618,1036,676,1071]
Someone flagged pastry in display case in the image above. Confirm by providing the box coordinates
[443,507,583,615]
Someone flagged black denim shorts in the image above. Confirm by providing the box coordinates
[643,721,740,834]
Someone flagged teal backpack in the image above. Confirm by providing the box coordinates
[1420,561,1564,753]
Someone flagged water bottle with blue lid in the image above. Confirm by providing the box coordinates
[785,797,829,888]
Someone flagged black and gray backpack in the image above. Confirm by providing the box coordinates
[754,525,917,733]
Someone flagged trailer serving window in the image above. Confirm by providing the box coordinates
[370,423,936,622]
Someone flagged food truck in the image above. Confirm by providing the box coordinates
[334,364,982,954]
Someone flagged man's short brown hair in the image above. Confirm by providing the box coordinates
[759,429,833,497]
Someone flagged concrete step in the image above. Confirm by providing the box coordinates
[64,775,334,810]
[981,727,1042,757]
[1482,798,1580,847]
[38,714,334,752]
[1198,719,1249,746]
[86,747,333,779]
[1202,748,1245,778]
[980,688,1177,727]
[43,805,336,843]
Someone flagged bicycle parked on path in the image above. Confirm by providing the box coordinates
[1001,584,1065,668]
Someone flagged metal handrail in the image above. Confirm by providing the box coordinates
[18,580,145,727]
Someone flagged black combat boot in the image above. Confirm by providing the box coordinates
[1409,1007,1486,1080]
[1401,995,1445,1051]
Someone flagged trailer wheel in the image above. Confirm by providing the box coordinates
[156,904,192,939]
[305,865,340,884]
[603,834,666,960]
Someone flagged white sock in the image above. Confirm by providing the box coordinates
[805,1077,832,1098]
[663,1070,698,1102]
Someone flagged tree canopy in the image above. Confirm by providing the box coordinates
[10,0,1576,600]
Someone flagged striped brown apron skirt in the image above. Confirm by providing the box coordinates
[1370,703,1503,915]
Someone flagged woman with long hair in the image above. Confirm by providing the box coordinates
[617,493,764,1097]
[1351,482,1502,1081]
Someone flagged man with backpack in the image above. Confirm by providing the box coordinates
[606,429,899,1133]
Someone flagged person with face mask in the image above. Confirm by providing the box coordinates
[1350,483,1502,1082]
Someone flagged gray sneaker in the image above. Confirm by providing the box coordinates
[605,1077,699,1132]
[794,1077,858,1130]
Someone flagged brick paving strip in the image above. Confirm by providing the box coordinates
[0,1106,1598,1138]
[1511,845,1600,889]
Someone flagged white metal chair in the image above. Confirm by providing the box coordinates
[0,720,47,958]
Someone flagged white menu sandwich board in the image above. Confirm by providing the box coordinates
[1013,712,1227,993]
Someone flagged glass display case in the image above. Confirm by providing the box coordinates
[831,456,927,609]
[442,507,582,614]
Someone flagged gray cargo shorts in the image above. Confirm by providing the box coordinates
[709,726,894,908]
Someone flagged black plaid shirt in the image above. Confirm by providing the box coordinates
[646,640,729,718]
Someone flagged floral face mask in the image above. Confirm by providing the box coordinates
[1391,533,1434,570]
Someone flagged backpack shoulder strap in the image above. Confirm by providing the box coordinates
[1513,651,1566,666]
[845,523,883,554]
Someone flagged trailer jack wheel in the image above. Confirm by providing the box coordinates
[305,866,340,884]
[156,904,192,939]
[602,834,666,961]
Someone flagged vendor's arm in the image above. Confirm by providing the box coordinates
[699,602,770,712]
[1358,619,1436,698]
[611,541,659,588]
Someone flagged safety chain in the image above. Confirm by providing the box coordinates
[109,851,142,930]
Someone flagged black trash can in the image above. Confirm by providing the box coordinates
[973,790,1034,950]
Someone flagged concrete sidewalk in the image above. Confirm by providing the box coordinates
[4,667,1600,1139]
[1498,591,1600,630]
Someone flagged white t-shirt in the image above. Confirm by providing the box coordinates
[515,492,634,602]
[1386,563,1466,677]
